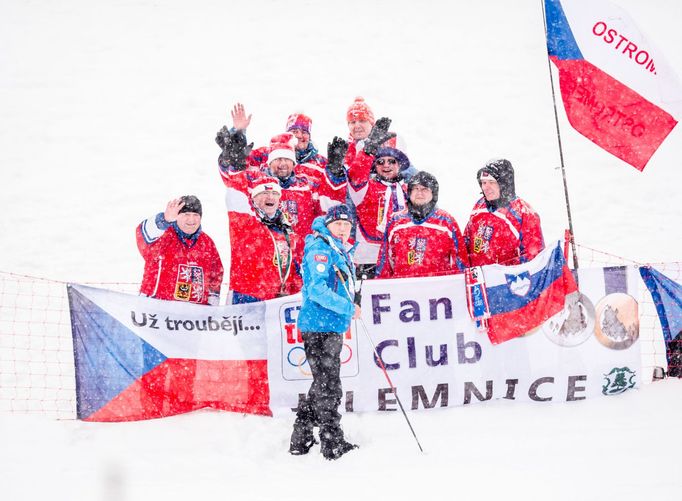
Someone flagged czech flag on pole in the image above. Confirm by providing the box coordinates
[480,242,578,345]
[544,0,682,171]
[68,284,271,422]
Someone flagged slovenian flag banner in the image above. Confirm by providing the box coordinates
[482,242,578,345]
[544,0,682,171]
[68,284,271,422]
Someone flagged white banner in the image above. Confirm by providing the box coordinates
[266,266,641,416]
[70,284,268,360]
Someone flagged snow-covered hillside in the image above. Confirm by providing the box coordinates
[2,0,681,284]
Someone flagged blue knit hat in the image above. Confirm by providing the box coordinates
[373,147,411,172]
[324,204,354,226]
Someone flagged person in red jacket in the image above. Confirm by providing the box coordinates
[284,113,348,210]
[343,97,376,166]
[136,195,224,305]
[342,97,416,180]
[345,143,411,279]
[217,113,323,238]
[464,159,545,267]
[224,175,303,304]
[285,113,325,177]
[217,103,344,213]
[377,171,468,279]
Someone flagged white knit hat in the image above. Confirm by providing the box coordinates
[478,171,498,182]
[250,175,282,198]
[267,133,297,164]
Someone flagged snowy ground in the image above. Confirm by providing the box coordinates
[1,0,681,499]
[2,379,681,501]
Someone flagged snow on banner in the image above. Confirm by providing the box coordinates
[68,284,271,421]
[544,0,682,170]
[479,242,578,345]
[68,265,641,421]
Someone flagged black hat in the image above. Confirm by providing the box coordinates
[407,171,439,222]
[408,171,439,204]
[324,204,354,226]
[178,195,202,216]
[477,159,516,205]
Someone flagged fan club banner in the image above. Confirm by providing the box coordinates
[544,0,682,170]
[269,265,641,416]
[69,263,641,421]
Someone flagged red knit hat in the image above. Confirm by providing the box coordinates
[267,133,297,164]
[346,96,375,125]
[250,175,282,198]
[286,113,312,135]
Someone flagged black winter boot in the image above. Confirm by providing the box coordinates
[321,438,358,460]
[289,421,318,456]
[320,425,358,460]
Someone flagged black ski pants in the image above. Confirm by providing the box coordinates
[295,331,344,441]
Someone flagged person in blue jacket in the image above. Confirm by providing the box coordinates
[289,204,362,460]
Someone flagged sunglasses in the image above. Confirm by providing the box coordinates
[376,158,397,166]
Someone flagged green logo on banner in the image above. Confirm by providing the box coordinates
[602,367,636,395]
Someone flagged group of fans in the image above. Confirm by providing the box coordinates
[136,96,545,306]
[134,96,546,460]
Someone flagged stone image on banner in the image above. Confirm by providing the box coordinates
[542,292,596,347]
[594,293,639,350]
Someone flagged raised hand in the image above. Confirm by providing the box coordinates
[164,198,185,222]
[327,136,349,177]
[364,117,396,156]
[216,128,253,171]
[231,102,252,131]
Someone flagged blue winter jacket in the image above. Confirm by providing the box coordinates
[296,217,357,334]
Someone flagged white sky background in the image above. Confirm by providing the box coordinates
[1,1,681,500]
[1,0,681,283]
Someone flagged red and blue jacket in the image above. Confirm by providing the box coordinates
[220,169,303,303]
[220,154,323,239]
[345,150,408,265]
[464,196,544,267]
[376,208,468,279]
[136,214,224,305]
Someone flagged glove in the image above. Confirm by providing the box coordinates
[216,127,253,171]
[353,289,362,307]
[326,136,348,178]
[207,292,220,306]
[363,117,396,156]
[215,126,230,150]
[354,274,366,306]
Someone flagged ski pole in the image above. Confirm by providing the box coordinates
[333,266,425,454]
[355,316,424,453]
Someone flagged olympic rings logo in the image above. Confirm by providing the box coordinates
[286,343,354,376]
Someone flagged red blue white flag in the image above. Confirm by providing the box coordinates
[68,284,271,421]
[639,266,682,344]
[545,0,682,171]
[480,242,578,345]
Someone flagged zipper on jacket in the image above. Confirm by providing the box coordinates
[151,256,163,298]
